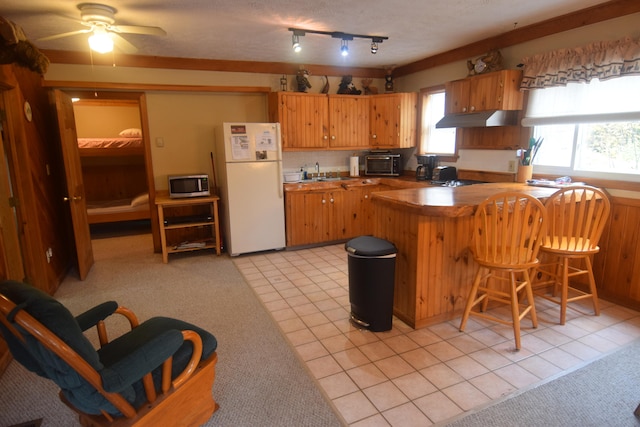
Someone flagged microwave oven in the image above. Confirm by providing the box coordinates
[364,153,401,176]
[168,174,210,198]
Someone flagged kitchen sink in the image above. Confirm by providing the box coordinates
[300,177,353,182]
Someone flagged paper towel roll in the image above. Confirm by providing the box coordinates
[350,156,359,177]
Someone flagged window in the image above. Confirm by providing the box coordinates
[523,76,640,181]
[419,86,457,159]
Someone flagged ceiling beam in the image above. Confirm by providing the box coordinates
[39,50,387,79]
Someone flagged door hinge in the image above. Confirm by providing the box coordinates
[8,196,18,207]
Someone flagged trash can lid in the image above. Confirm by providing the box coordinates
[345,236,397,256]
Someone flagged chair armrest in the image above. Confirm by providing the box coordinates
[75,301,118,331]
[99,328,184,393]
[171,330,203,390]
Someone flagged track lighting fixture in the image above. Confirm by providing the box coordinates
[288,28,388,56]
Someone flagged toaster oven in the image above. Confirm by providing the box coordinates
[364,152,401,176]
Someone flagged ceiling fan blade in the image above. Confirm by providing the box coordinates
[37,28,91,42]
[112,33,138,54]
[110,25,166,36]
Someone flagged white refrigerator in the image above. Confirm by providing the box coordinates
[214,123,286,256]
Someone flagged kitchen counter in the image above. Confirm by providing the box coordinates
[371,182,558,329]
[283,175,435,192]
[372,182,558,217]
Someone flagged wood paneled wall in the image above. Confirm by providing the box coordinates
[594,195,640,310]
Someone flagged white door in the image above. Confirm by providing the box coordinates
[225,161,285,255]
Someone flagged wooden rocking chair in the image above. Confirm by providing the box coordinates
[0,280,219,426]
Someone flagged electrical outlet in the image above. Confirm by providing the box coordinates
[508,160,516,172]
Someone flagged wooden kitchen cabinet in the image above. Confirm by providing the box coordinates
[269,92,416,150]
[342,185,383,237]
[268,92,369,150]
[285,184,384,247]
[328,95,370,149]
[444,69,523,115]
[268,92,329,150]
[370,92,417,148]
[285,190,341,245]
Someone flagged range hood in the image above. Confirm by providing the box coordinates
[435,110,519,129]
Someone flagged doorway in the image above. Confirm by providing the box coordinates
[55,90,159,278]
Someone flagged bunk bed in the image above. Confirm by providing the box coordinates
[86,193,150,224]
[79,128,150,224]
[77,136,144,157]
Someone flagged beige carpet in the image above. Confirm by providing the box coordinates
[441,337,640,426]
[0,233,344,426]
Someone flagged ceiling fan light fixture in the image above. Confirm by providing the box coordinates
[88,28,113,53]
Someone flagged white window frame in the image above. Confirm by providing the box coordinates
[418,85,457,161]
[523,76,640,182]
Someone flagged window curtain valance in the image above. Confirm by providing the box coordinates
[520,36,640,90]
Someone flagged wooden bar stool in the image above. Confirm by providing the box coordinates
[534,185,610,325]
[459,192,547,351]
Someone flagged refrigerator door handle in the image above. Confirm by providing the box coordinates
[277,160,283,198]
[276,123,283,198]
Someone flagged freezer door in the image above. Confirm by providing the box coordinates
[225,161,285,255]
[222,123,281,163]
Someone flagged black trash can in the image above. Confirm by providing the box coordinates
[345,236,397,332]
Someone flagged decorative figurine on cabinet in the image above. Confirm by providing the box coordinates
[337,75,361,95]
[296,66,312,92]
[467,49,503,76]
[321,76,330,94]
[361,78,378,95]
[280,75,288,91]
[384,68,394,93]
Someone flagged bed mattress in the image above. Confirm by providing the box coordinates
[78,137,143,149]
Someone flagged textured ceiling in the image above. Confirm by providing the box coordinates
[0,0,614,69]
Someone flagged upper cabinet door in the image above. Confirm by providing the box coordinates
[269,92,328,150]
[445,70,524,114]
[370,93,417,149]
[328,95,369,149]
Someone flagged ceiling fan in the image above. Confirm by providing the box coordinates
[38,3,166,54]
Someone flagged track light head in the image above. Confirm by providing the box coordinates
[370,41,378,54]
[340,39,349,57]
[292,34,301,52]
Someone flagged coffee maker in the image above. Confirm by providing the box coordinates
[416,155,438,181]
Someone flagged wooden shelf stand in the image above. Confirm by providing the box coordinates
[156,195,221,263]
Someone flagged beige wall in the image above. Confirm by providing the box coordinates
[145,92,268,190]
[73,104,141,138]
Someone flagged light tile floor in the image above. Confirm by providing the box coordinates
[232,244,640,426]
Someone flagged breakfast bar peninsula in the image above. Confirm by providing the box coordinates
[371,182,558,329]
